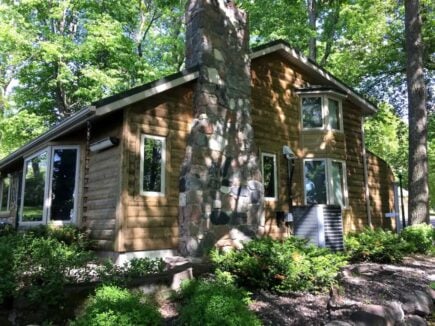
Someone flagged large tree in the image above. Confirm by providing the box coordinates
[405,0,429,224]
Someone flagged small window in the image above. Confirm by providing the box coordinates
[302,97,323,129]
[328,98,341,130]
[140,135,166,195]
[304,159,347,207]
[301,95,343,131]
[262,153,277,199]
[0,176,10,212]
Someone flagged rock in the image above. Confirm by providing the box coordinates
[326,321,353,326]
[350,302,404,326]
[404,315,427,326]
[402,290,433,316]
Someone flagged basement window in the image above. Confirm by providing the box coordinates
[140,134,166,196]
[0,176,10,212]
[304,159,348,207]
[261,153,277,200]
[301,95,343,131]
[20,146,80,225]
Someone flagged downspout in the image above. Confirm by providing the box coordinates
[361,116,372,228]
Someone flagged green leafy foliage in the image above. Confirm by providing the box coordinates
[211,237,347,293]
[96,257,165,287]
[0,226,94,315]
[178,279,261,326]
[72,285,162,326]
[400,223,435,254]
[345,228,407,263]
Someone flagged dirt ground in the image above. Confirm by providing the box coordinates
[160,255,435,325]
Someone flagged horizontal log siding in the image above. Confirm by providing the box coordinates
[342,104,367,232]
[251,54,369,236]
[83,115,122,251]
[367,152,395,230]
[121,85,193,252]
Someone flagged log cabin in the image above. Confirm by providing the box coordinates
[0,0,396,260]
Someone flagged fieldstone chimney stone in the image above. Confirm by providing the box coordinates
[179,0,264,256]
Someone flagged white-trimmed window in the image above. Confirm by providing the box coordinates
[303,159,348,207]
[261,152,277,200]
[0,176,10,212]
[301,95,343,131]
[140,134,166,196]
[20,146,80,225]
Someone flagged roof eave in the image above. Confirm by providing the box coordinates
[251,41,377,115]
[0,107,94,171]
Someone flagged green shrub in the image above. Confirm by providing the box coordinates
[178,279,261,326]
[96,257,165,286]
[72,285,162,326]
[400,223,434,254]
[211,237,347,293]
[0,225,95,320]
[0,234,20,303]
[14,236,94,306]
[345,228,406,263]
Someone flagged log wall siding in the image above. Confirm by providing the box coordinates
[83,115,122,250]
[251,54,369,236]
[367,152,396,230]
[121,85,193,252]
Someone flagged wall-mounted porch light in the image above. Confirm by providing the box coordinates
[90,137,119,152]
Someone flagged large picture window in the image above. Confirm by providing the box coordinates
[301,95,343,131]
[304,159,347,207]
[261,153,277,199]
[0,176,10,212]
[140,134,166,195]
[20,146,79,224]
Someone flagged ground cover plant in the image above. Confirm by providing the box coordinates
[211,236,348,293]
[345,228,406,263]
[72,285,162,326]
[345,225,434,263]
[0,225,165,324]
[178,277,261,326]
[400,223,434,254]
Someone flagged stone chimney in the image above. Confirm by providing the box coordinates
[179,0,264,256]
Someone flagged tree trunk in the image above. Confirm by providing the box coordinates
[307,0,317,61]
[405,0,429,224]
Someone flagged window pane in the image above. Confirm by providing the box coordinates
[142,137,163,192]
[0,177,10,211]
[23,152,47,222]
[331,161,345,206]
[302,97,323,128]
[304,160,327,204]
[328,98,340,130]
[262,155,276,198]
[50,149,78,221]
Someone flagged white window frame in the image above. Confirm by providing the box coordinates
[300,94,343,132]
[0,175,11,212]
[303,158,348,208]
[261,152,278,200]
[140,134,166,196]
[20,146,80,226]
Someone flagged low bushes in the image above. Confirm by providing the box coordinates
[96,257,165,286]
[400,223,434,254]
[72,285,162,326]
[211,237,347,293]
[345,228,406,263]
[0,225,164,324]
[178,279,261,326]
[345,224,434,263]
